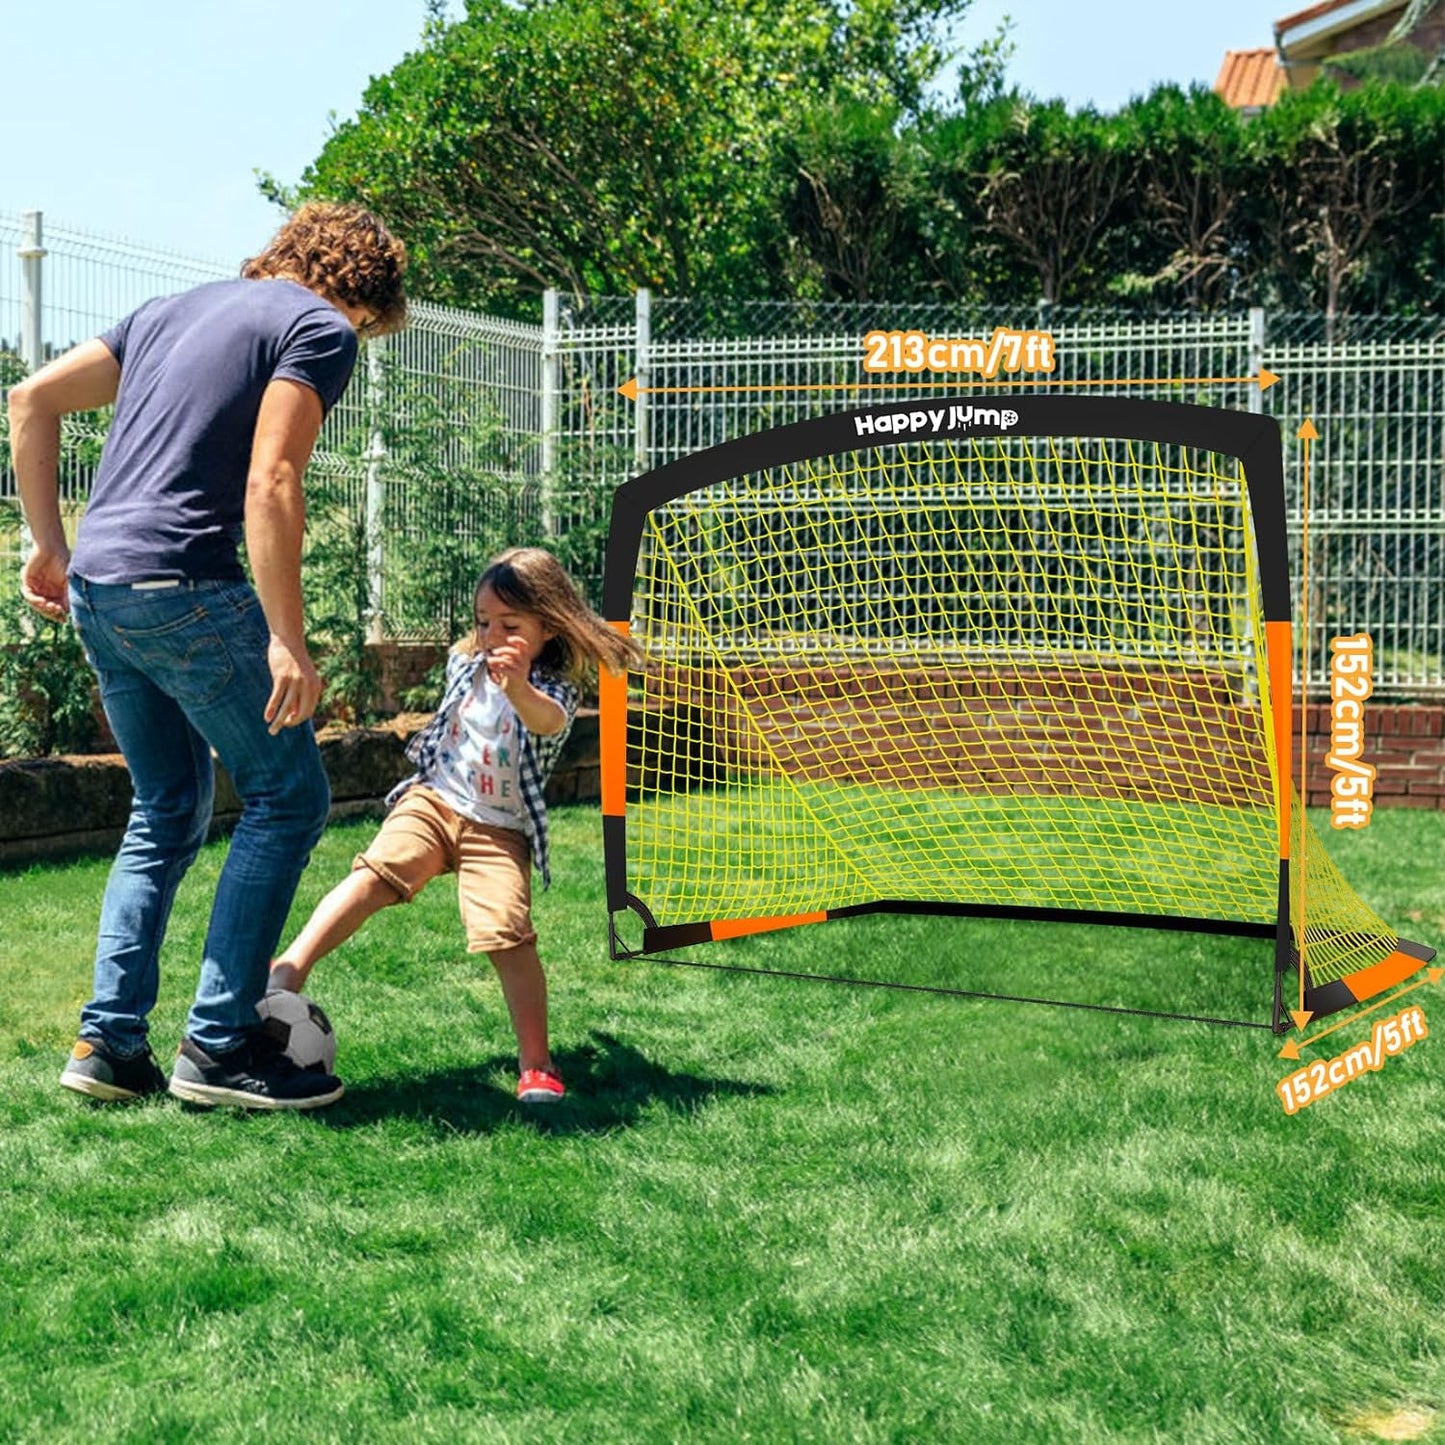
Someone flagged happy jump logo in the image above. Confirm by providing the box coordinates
[852,404,1020,438]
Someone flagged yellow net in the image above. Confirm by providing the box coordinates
[623,434,1396,988]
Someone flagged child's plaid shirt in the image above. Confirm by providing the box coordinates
[386,651,579,887]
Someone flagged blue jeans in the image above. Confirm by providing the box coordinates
[68,577,330,1056]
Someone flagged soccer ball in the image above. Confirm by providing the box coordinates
[255,989,337,1073]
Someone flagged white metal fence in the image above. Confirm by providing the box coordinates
[2,209,1442,694]
[557,296,1444,697]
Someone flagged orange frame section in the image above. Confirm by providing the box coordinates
[1341,948,1434,1004]
[1266,619,1294,862]
[713,913,829,941]
[599,621,631,818]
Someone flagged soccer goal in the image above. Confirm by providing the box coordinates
[598,396,1434,1031]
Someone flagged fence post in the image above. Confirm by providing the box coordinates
[15,211,47,559]
[364,338,388,645]
[1248,306,1265,416]
[634,288,651,475]
[18,210,46,375]
[540,288,559,537]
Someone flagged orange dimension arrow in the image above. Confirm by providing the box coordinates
[1278,967,1441,1060]
[1293,417,1322,1032]
[617,369,1281,401]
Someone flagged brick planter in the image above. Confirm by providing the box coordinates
[2,694,1434,869]
[0,709,601,869]
[1300,701,1445,811]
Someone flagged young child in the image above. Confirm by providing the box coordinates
[270,547,641,1101]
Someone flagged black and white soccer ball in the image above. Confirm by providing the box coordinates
[256,989,337,1072]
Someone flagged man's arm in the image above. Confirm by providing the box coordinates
[245,378,325,735]
[7,340,120,619]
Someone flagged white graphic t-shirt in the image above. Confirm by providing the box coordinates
[424,670,529,836]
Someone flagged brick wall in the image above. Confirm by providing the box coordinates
[0,711,603,868]
[368,642,448,715]
[19,640,453,749]
[9,656,1436,871]
[636,662,1445,812]
[1300,701,1445,812]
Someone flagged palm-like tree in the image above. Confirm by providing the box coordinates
[1388,0,1444,84]
[1388,0,1441,35]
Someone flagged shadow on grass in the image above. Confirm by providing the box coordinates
[319,1030,774,1136]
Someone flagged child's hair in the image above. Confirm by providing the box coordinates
[463,547,644,683]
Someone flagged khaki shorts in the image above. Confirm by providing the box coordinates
[355,786,535,954]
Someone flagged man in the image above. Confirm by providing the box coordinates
[9,202,407,1110]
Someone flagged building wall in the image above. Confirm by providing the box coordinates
[1283,5,1445,86]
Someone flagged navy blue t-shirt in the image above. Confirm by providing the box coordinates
[70,278,358,584]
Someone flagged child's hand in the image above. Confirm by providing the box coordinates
[486,642,529,694]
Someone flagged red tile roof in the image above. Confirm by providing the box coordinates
[1214,48,1287,108]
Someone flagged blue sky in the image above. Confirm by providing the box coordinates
[2,0,1280,267]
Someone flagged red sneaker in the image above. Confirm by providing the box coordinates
[517,1067,565,1103]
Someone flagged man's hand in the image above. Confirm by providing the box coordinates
[264,635,322,735]
[20,545,71,621]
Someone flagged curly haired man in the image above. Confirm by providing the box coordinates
[9,202,407,1110]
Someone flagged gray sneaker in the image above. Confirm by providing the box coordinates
[168,1033,344,1111]
[60,1038,168,1102]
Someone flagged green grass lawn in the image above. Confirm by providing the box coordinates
[3,805,1445,1444]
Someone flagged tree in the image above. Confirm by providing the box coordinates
[1388,0,1445,86]
[781,101,934,301]
[1247,81,1445,324]
[275,5,1443,318]
[1111,87,1254,311]
[967,98,1136,307]
[282,0,976,314]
